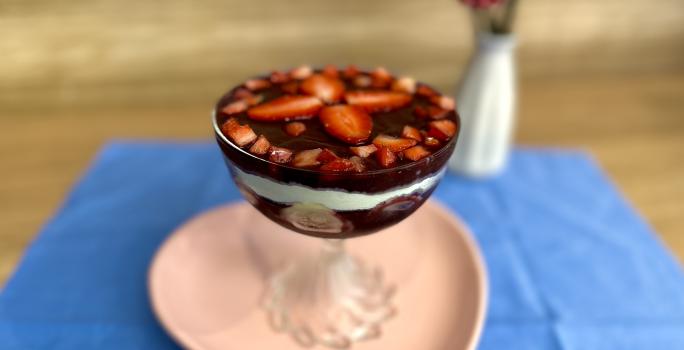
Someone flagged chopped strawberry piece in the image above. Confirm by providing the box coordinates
[372,134,417,153]
[391,77,416,94]
[322,64,339,78]
[247,95,323,122]
[290,65,313,80]
[370,67,392,88]
[221,118,257,147]
[349,144,378,158]
[403,145,431,161]
[376,147,397,168]
[430,95,456,110]
[424,136,441,148]
[300,74,345,103]
[292,148,322,168]
[413,105,448,119]
[284,121,307,137]
[233,88,254,100]
[249,135,271,155]
[416,84,438,98]
[320,158,357,172]
[221,100,249,115]
[319,105,373,145]
[270,70,290,84]
[428,119,458,141]
[353,75,372,88]
[281,81,299,94]
[317,148,340,163]
[245,79,271,91]
[349,156,366,172]
[401,125,422,141]
[268,146,293,164]
[345,91,412,112]
[343,64,361,79]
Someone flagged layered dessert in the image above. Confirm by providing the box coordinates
[213,65,459,238]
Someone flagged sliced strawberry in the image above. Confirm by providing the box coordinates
[349,144,378,158]
[416,84,438,98]
[391,77,416,94]
[248,95,323,122]
[221,100,249,115]
[428,119,458,141]
[300,74,345,103]
[292,148,322,168]
[401,125,422,142]
[320,158,357,172]
[372,134,417,153]
[353,75,372,88]
[430,95,456,110]
[245,79,271,91]
[221,118,257,147]
[343,64,360,79]
[281,81,299,94]
[319,105,373,145]
[283,122,306,137]
[322,64,339,78]
[249,135,271,155]
[370,67,392,88]
[317,148,340,163]
[413,106,429,119]
[403,145,431,161]
[423,136,441,148]
[345,91,412,112]
[270,70,290,84]
[290,65,313,80]
[376,147,397,168]
[349,156,366,172]
[268,146,293,164]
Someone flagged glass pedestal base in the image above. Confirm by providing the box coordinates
[262,239,395,349]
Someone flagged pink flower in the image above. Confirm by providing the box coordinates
[461,0,505,9]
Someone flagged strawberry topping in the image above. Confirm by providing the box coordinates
[248,95,323,122]
[401,125,422,142]
[268,146,293,164]
[320,158,358,172]
[319,105,373,145]
[349,144,378,158]
[292,148,322,168]
[270,70,290,84]
[424,136,441,148]
[221,100,249,115]
[428,120,458,141]
[221,118,257,147]
[290,65,313,80]
[403,145,431,161]
[245,79,271,91]
[416,84,438,98]
[391,77,416,94]
[317,148,340,163]
[372,134,417,153]
[249,135,271,155]
[284,122,307,137]
[430,95,456,111]
[300,74,345,103]
[343,65,361,79]
[376,147,397,168]
[322,64,340,78]
[281,81,299,94]
[345,91,412,112]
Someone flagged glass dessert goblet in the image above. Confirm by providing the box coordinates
[212,65,459,348]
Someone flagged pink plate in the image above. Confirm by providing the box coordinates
[148,200,488,350]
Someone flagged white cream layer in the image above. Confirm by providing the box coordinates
[233,166,446,211]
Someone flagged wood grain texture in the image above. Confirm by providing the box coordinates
[2,0,683,284]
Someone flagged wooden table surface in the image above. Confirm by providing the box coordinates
[2,0,683,285]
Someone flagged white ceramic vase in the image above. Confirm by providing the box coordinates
[448,33,517,177]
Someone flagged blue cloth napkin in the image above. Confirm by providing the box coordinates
[1,141,683,350]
